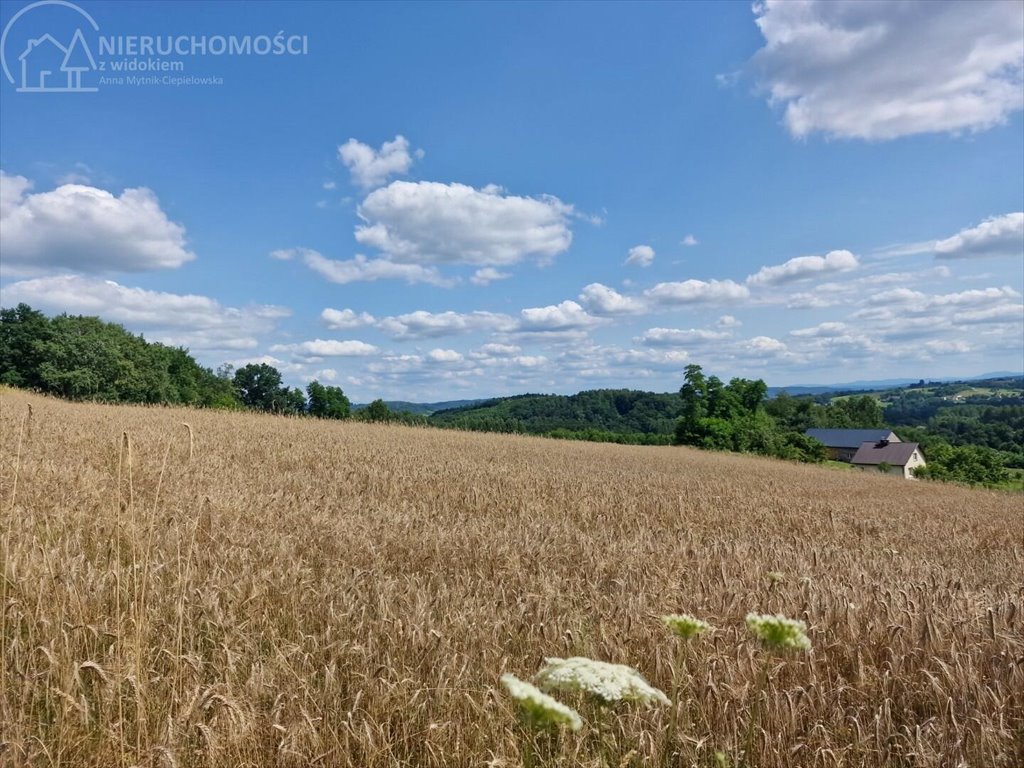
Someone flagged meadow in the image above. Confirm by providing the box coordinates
[1,388,1021,767]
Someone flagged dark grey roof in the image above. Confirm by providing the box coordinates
[804,428,898,448]
[850,440,921,466]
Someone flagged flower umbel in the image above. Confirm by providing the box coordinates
[500,673,583,731]
[535,657,670,706]
[745,613,811,651]
[661,613,713,640]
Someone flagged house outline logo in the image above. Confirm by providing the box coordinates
[1,0,100,93]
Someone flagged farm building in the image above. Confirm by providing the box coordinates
[804,428,901,462]
[850,439,926,479]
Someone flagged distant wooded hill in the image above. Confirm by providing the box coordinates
[429,390,681,444]
[352,399,485,416]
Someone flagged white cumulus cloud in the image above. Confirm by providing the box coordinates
[747,250,858,286]
[338,135,421,189]
[470,267,512,286]
[427,348,464,363]
[0,171,194,274]
[578,283,646,315]
[376,310,513,340]
[625,244,655,267]
[745,336,790,355]
[270,339,379,358]
[355,181,573,267]
[517,300,601,332]
[751,0,1024,140]
[474,343,521,357]
[954,303,1023,325]
[275,247,454,287]
[865,285,1019,312]
[320,307,377,329]
[636,327,732,346]
[644,279,750,305]
[934,212,1024,260]
[0,275,287,351]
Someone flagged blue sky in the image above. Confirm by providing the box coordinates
[1,0,1022,401]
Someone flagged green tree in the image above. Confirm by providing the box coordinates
[676,366,774,451]
[0,303,53,389]
[306,380,351,419]
[778,432,827,462]
[233,363,287,412]
[764,392,824,432]
[823,395,885,428]
[363,399,392,422]
[35,315,142,401]
[731,377,768,414]
[674,365,826,463]
[280,387,308,415]
[913,444,1010,486]
[677,365,709,444]
[0,303,241,409]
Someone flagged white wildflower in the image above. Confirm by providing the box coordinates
[661,613,713,640]
[745,613,811,651]
[535,657,670,706]
[500,673,583,731]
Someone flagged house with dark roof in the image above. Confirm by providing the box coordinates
[804,428,900,462]
[850,439,926,479]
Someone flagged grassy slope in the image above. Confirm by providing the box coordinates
[1,388,1022,767]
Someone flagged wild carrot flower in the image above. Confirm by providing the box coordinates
[661,613,713,640]
[535,657,670,706]
[500,673,583,731]
[745,613,811,651]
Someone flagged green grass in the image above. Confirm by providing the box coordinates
[824,460,856,471]
[991,468,1024,493]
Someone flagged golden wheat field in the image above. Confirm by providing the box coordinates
[1,388,1022,768]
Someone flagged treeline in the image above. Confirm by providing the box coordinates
[0,304,362,421]
[764,391,886,432]
[884,387,1024,468]
[0,304,239,407]
[427,372,887,461]
[0,303,445,426]
[430,389,681,436]
[547,428,674,445]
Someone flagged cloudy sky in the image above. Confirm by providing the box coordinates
[1,0,1022,401]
